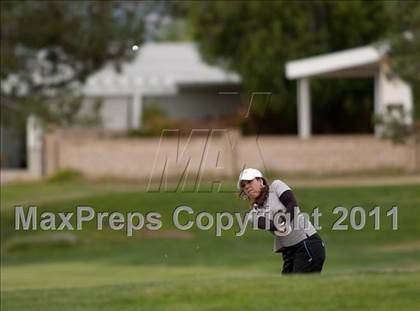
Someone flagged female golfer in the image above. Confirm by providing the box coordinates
[238,168,326,274]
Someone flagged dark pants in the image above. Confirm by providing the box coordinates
[281,233,326,274]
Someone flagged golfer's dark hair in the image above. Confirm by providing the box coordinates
[238,177,270,207]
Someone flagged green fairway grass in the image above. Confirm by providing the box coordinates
[1,181,419,310]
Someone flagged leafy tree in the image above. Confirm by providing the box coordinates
[1,1,161,126]
[386,1,420,120]
[188,1,394,134]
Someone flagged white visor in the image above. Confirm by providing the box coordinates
[237,168,263,190]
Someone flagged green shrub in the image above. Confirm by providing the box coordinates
[374,109,413,144]
[48,169,83,182]
[126,102,180,137]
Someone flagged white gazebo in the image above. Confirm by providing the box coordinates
[285,45,413,139]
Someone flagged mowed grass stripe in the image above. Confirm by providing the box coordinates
[2,271,420,311]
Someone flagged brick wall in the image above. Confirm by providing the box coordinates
[238,135,415,173]
[44,129,417,180]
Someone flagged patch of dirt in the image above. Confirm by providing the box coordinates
[374,240,420,252]
[140,229,195,239]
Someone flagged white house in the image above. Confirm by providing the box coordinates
[82,42,241,130]
[285,45,413,138]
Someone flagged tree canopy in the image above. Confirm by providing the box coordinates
[386,1,420,119]
[0,1,168,125]
[188,1,419,133]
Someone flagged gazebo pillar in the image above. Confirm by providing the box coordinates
[373,67,385,138]
[297,78,311,139]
